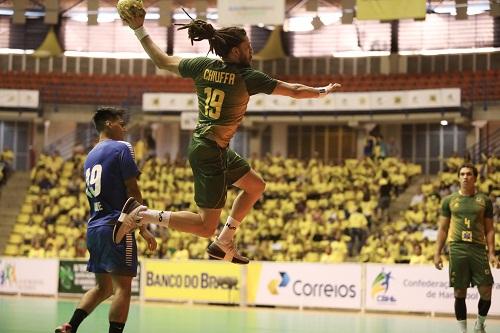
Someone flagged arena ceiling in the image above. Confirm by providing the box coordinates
[0,0,341,12]
[0,0,494,22]
[0,0,486,13]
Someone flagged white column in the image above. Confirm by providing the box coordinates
[155,122,179,160]
[44,120,50,148]
[470,120,487,153]
[271,123,287,157]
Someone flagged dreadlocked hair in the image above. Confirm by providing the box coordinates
[176,9,247,58]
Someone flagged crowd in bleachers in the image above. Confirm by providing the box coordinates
[5,151,88,258]
[0,149,14,191]
[359,154,500,265]
[6,143,498,264]
[5,146,423,262]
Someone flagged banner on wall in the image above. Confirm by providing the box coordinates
[365,264,500,315]
[143,260,242,304]
[58,260,140,296]
[0,257,58,295]
[357,0,426,20]
[247,262,362,309]
[0,89,39,108]
[218,0,285,26]
[180,112,199,130]
[143,89,461,112]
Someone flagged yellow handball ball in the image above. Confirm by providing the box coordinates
[116,0,144,16]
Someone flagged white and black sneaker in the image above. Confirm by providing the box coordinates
[207,237,249,265]
[113,197,144,244]
[474,322,486,333]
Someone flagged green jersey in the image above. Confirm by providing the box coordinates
[440,192,493,245]
[178,57,278,147]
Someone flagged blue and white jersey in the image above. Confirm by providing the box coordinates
[84,140,139,229]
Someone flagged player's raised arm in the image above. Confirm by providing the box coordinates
[272,81,341,99]
[119,6,182,75]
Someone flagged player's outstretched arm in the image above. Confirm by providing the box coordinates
[434,215,450,270]
[120,8,182,75]
[272,80,341,99]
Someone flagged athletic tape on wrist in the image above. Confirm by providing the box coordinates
[134,26,149,41]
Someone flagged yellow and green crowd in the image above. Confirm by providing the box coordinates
[6,146,498,264]
[360,154,500,264]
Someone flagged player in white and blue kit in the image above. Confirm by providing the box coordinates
[55,107,156,333]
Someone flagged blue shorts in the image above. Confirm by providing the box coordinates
[87,225,138,277]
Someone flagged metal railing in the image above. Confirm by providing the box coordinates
[466,128,500,163]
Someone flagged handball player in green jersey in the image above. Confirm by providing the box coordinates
[435,163,499,333]
[116,7,341,264]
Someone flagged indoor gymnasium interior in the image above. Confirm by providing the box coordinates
[0,1,499,333]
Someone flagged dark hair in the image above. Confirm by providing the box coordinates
[176,9,247,58]
[92,106,125,133]
[458,163,478,177]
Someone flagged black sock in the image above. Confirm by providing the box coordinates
[69,308,88,333]
[109,321,126,333]
[478,298,491,317]
[455,297,467,321]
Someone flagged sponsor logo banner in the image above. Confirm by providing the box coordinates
[58,260,140,296]
[0,257,18,293]
[143,260,241,304]
[366,264,500,315]
[0,257,58,295]
[247,262,362,309]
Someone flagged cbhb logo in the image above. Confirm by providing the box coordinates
[0,260,16,286]
[371,269,396,303]
[267,272,290,295]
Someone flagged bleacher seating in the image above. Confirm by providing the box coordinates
[359,155,500,264]
[3,147,421,262]
[0,70,499,106]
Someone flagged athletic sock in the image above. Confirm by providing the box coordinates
[139,209,171,228]
[109,321,125,333]
[478,298,491,317]
[457,320,467,333]
[455,297,467,321]
[476,315,486,328]
[218,216,241,243]
[68,308,88,333]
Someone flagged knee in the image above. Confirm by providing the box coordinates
[198,220,218,238]
[96,284,113,299]
[479,287,492,300]
[198,228,216,238]
[250,178,266,195]
[114,286,132,298]
[454,289,467,298]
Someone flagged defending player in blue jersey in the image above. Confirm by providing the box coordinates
[55,107,156,333]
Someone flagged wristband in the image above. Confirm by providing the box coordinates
[134,26,149,41]
[318,87,328,97]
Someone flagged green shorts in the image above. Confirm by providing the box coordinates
[187,136,251,209]
[449,242,494,288]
